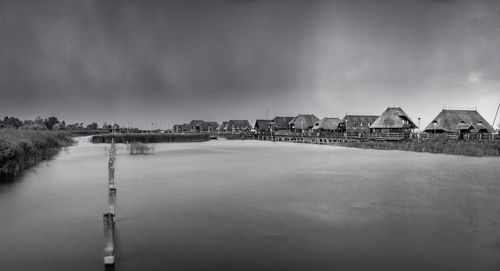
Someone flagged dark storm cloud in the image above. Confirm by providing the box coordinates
[1,0,499,127]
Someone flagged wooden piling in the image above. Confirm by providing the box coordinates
[103,213,115,265]
[108,160,115,187]
[109,188,117,216]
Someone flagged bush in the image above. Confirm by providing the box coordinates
[0,129,73,177]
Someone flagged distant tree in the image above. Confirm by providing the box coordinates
[87,122,99,130]
[44,116,60,130]
[2,116,23,128]
[34,116,44,125]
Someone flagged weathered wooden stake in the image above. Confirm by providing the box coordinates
[108,159,115,187]
[109,188,117,215]
[103,213,115,265]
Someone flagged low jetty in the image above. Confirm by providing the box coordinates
[0,129,73,178]
[91,133,210,144]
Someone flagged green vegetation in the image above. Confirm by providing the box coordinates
[0,129,74,177]
[91,133,210,143]
[338,140,500,157]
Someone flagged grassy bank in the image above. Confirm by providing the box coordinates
[91,133,210,143]
[0,129,74,178]
[337,140,500,157]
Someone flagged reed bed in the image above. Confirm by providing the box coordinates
[0,129,74,177]
[338,140,500,157]
[91,133,210,144]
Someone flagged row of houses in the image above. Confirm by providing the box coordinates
[173,120,252,133]
[173,107,496,139]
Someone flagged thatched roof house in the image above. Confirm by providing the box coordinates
[270,116,294,131]
[289,114,319,131]
[227,120,252,132]
[370,107,417,133]
[424,109,494,134]
[340,115,379,132]
[254,119,271,132]
[313,117,342,132]
[198,121,219,132]
[188,120,204,132]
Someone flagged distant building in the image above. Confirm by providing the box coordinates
[227,120,252,133]
[424,109,494,135]
[198,121,219,132]
[270,116,294,134]
[188,120,204,132]
[312,117,342,133]
[289,114,319,133]
[173,123,189,133]
[370,107,417,139]
[254,119,271,134]
[339,115,379,136]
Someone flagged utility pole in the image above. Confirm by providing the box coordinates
[492,103,500,132]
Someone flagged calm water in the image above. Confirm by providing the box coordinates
[1,137,499,271]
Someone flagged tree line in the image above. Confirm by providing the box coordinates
[0,116,119,131]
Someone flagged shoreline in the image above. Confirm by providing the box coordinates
[251,136,500,157]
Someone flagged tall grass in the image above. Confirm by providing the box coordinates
[91,133,210,143]
[0,129,74,177]
[338,140,500,157]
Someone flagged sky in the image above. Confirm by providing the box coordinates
[1,0,500,129]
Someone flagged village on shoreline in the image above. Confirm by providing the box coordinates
[2,104,500,179]
[171,106,499,142]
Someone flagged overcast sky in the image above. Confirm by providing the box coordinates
[1,0,499,128]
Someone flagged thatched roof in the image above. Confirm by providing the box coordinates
[254,119,271,131]
[227,120,252,130]
[271,116,294,130]
[189,120,203,126]
[313,117,342,130]
[424,109,494,133]
[370,107,417,129]
[343,115,379,129]
[198,121,219,130]
[289,114,319,129]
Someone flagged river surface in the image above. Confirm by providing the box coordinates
[1,137,499,271]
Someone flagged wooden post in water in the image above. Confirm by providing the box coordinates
[108,159,115,188]
[104,138,116,266]
[103,213,115,265]
[109,187,117,215]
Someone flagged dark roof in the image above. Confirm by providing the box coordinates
[424,109,494,133]
[289,114,319,129]
[313,117,342,130]
[227,120,252,129]
[254,119,271,131]
[342,115,379,129]
[189,120,204,126]
[370,107,417,129]
[271,116,295,130]
[198,121,219,130]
